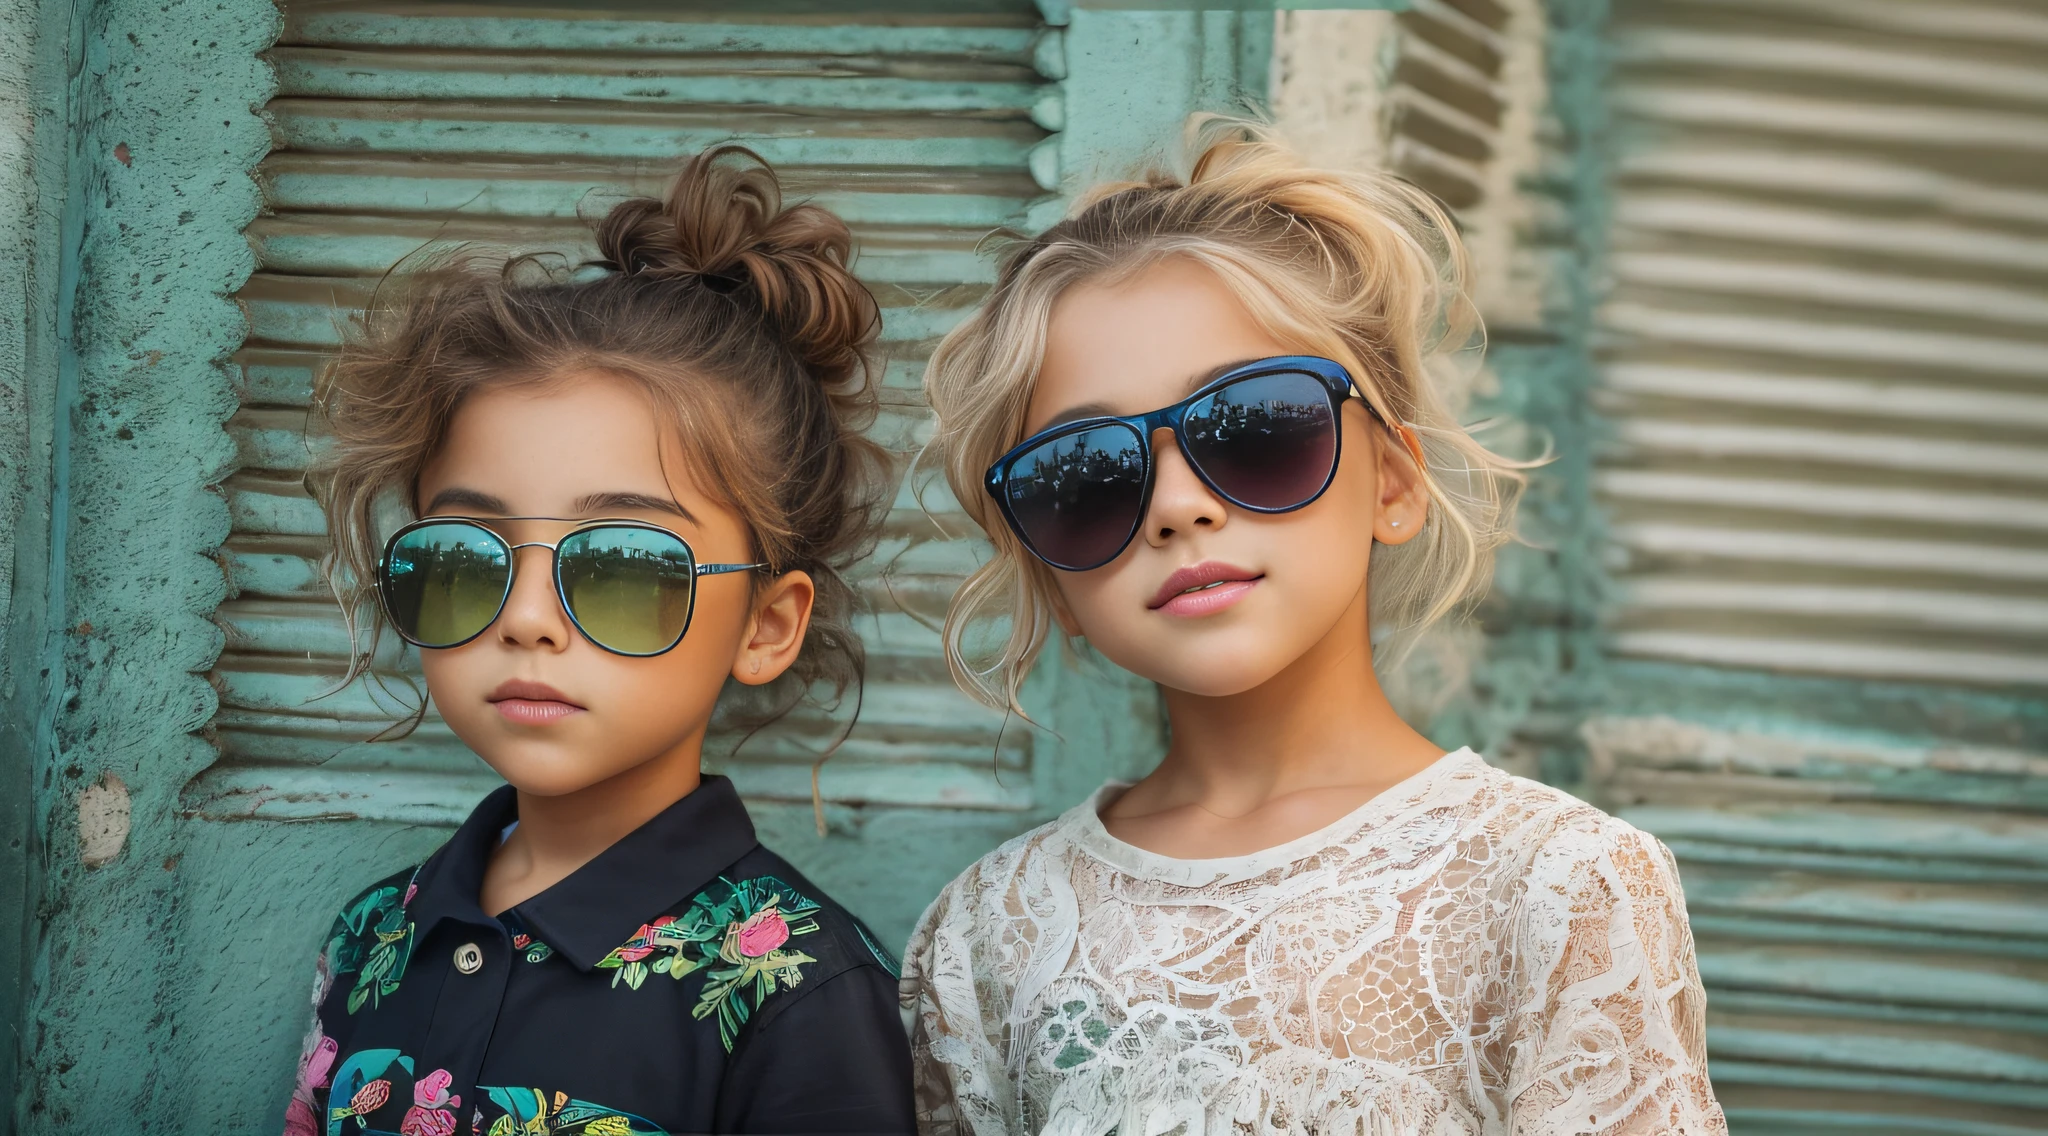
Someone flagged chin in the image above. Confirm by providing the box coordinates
[467,745,614,798]
[1153,666,1288,698]
[489,765,607,798]
[1101,639,1295,698]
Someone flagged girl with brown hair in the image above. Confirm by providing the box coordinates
[903,120,1723,1134]
[279,147,914,1135]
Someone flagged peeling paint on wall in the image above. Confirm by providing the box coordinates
[74,773,128,868]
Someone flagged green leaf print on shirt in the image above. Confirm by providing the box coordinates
[511,932,554,964]
[325,869,418,1015]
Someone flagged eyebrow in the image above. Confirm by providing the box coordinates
[420,487,700,528]
[1036,357,1267,431]
[421,487,509,514]
[574,490,701,527]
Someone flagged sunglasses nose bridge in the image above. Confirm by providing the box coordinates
[489,540,579,647]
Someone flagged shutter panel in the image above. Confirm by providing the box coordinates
[1592,0,2048,1126]
[1598,0,2048,687]
[1384,0,1513,214]
[190,2,1060,825]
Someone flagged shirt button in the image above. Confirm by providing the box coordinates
[453,942,484,975]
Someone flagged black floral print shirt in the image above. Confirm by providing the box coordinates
[282,776,913,1136]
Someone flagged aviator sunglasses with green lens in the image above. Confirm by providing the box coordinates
[376,517,764,657]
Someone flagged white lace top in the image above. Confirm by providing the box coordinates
[901,749,1725,1136]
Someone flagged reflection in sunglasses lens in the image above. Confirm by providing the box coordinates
[558,526,697,655]
[384,522,512,647]
[1182,372,1337,510]
[1003,424,1148,570]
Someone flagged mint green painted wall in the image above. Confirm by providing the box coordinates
[0,0,72,1118]
[6,0,276,1127]
[1052,6,1271,191]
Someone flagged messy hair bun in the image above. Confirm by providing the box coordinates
[595,146,879,394]
[315,145,890,752]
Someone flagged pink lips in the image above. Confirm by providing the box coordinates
[1147,561,1262,617]
[486,679,585,726]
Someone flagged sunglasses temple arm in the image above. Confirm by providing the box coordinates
[696,562,767,577]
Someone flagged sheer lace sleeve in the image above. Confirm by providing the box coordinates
[1506,819,1725,1136]
[902,854,1023,1136]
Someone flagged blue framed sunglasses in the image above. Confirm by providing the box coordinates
[985,355,1394,571]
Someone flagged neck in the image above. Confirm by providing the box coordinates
[1153,585,1442,811]
[485,733,705,915]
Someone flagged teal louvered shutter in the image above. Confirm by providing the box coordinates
[1588,0,2048,1126]
[189,1,1159,943]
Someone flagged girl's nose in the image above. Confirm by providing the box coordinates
[494,544,573,650]
[1142,426,1228,549]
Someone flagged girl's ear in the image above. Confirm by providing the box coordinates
[733,570,816,685]
[1372,425,1430,547]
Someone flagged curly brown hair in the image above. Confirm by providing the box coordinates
[310,145,890,729]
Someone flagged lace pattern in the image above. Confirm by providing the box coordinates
[901,750,1725,1136]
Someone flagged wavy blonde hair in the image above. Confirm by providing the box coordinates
[923,117,1530,714]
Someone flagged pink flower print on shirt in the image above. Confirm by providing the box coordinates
[283,1032,337,1136]
[285,1097,317,1136]
[735,909,790,957]
[413,1067,460,1110]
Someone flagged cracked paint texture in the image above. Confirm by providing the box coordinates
[17,0,275,1129]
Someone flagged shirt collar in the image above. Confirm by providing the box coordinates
[406,776,760,973]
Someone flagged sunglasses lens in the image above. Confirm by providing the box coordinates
[557,526,697,655]
[1181,371,1339,510]
[382,522,512,648]
[1000,423,1148,570]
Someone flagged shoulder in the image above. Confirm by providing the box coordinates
[914,811,1078,938]
[1430,757,1668,878]
[1522,810,1688,941]
[315,863,423,1019]
[713,845,901,984]
[1404,757,1684,923]
[900,810,1091,1001]
[1484,777,1693,967]
[693,846,904,1049]
[1503,775,1679,898]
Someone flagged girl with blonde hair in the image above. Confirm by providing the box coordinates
[903,120,1723,1135]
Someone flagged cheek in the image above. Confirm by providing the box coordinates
[1322,454,1381,550]
[417,646,481,703]
[1051,553,1138,627]
[1291,462,1379,590]
[621,590,753,701]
